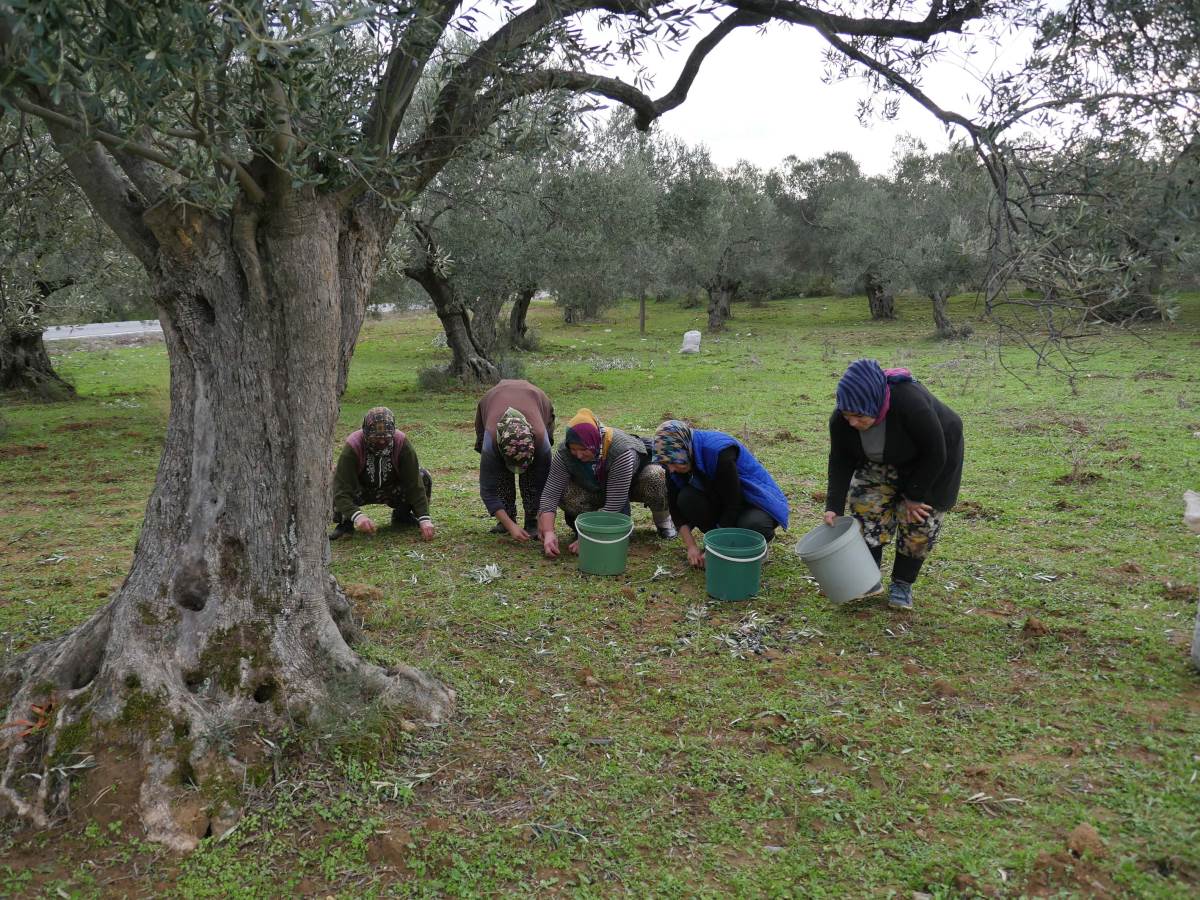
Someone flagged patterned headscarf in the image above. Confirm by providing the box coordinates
[564,408,613,479]
[653,420,693,467]
[496,407,535,473]
[836,359,913,422]
[360,406,397,487]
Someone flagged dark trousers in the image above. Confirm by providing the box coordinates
[675,485,777,543]
[867,544,924,584]
[336,468,432,526]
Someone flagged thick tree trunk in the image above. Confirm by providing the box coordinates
[406,265,499,383]
[931,290,958,338]
[0,196,453,849]
[470,293,504,356]
[0,325,75,399]
[507,285,536,350]
[706,279,737,332]
[864,272,896,321]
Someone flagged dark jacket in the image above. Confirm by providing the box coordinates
[825,380,963,513]
[333,431,430,522]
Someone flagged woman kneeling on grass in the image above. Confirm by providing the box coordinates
[538,409,675,558]
[653,420,790,569]
[824,359,963,610]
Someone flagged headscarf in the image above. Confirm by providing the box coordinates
[835,359,913,423]
[496,407,535,473]
[653,420,693,468]
[564,408,613,480]
[361,406,397,485]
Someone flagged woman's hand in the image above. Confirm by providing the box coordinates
[419,520,436,541]
[355,515,377,535]
[506,522,530,542]
[568,539,580,555]
[902,499,933,524]
[687,545,706,569]
[542,532,560,558]
[823,511,838,527]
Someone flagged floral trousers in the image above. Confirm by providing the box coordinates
[561,464,670,520]
[848,462,945,560]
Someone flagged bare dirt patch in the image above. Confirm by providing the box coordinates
[1025,849,1117,897]
[1022,617,1050,639]
[0,443,49,458]
[1160,580,1195,603]
[1053,471,1102,486]
[954,499,998,519]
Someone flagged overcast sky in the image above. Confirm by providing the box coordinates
[598,18,1028,175]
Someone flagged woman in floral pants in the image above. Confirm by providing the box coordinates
[823,360,963,610]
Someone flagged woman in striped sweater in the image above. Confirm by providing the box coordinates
[538,409,675,558]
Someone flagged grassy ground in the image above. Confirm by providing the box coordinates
[1,294,1198,898]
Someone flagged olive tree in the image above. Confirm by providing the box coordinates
[0,117,142,396]
[821,144,989,336]
[0,0,1008,845]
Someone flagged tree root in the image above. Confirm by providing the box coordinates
[0,591,454,848]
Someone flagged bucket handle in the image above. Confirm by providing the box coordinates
[705,544,767,564]
[578,525,634,545]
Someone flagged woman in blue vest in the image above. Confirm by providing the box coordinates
[653,420,789,569]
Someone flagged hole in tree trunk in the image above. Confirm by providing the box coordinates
[183,670,207,694]
[69,640,105,689]
[193,294,216,326]
[178,756,199,789]
[173,556,210,612]
[253,680,277,703]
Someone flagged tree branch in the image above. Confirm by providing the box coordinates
[36,123,160,270]
[643,9,770,126]
[364,0,460,154]
[7,97,188,174]
[727,0,985,41]
[7,96,266,204]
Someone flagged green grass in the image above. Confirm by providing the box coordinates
[2,294,1199,897]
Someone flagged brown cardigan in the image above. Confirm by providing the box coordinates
[474,380,554,452]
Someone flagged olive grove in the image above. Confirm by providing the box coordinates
[2,0,1190,849]
[0,0,1015,846]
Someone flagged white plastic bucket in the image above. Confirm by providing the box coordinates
[794,516,881,604]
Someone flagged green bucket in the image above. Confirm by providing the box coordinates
[576,511,634,576]
[704,528,768,601]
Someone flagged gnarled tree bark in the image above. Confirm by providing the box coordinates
[931,290,971,339]
[470,292,504,356]
[864,271,896,320]
[0,195,454,850]
[706,277,738,332]
[0,280,76,398]
[0,325,74,398]
[406,262,499,383]
[508,284,536,350]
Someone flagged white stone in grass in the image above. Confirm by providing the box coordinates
[1186,491,1200,534]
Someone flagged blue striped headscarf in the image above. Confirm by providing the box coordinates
[836,359,913,419]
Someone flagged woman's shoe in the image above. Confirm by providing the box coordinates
[887,580,913,610]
